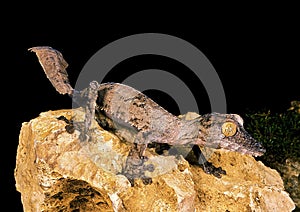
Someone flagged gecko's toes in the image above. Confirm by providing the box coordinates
[123,151,155,186]
[126,176,153,187]
[140,155,149,161]
[146,164,155,172]
[79,134,87,142]
[65,124,75,134]
[142,177,153,185]
[200,161,227,178]
[128,178,135,187]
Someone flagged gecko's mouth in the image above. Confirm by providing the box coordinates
[239,132,266,157]
[239,143,266,157]
[220,136,266,157]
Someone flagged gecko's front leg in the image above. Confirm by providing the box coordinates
[189,145,226,178]
[121,132,155,186]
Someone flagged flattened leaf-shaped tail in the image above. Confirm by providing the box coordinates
[28,46,73,95]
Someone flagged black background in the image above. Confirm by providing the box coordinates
[4,15,299,211]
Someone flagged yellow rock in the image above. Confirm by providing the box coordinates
[15,109,296,211]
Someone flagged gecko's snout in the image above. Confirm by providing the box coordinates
[236,135,266,157]
[252,141,266,157]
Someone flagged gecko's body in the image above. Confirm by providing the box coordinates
[94,82,265,156]
[29,46,266,185]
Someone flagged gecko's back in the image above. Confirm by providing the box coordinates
[96,82,183,144]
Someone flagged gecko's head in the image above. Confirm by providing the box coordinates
[199,112,266,157]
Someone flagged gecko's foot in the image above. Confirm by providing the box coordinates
[57,116,75,134]
[79,133,90,142]
[199,161,226,178]
[56,116,93,142]
[123,157,154,186]
[122,144,155,186]
[186,145,226,178]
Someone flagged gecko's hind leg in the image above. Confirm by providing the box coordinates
[122,142,155,186]
[188,145,226,178]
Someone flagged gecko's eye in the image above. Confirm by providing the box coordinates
[221,122,237,137]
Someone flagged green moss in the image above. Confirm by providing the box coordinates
[243,108,300,167]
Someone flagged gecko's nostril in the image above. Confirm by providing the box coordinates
[260,146,266,153]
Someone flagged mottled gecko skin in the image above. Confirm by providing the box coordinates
[93,82,265,157]
[29,46,266,185]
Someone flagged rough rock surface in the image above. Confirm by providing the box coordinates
[15,109,296,211]
[273,158,300,210]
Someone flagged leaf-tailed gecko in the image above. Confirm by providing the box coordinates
[28,46,266,186]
